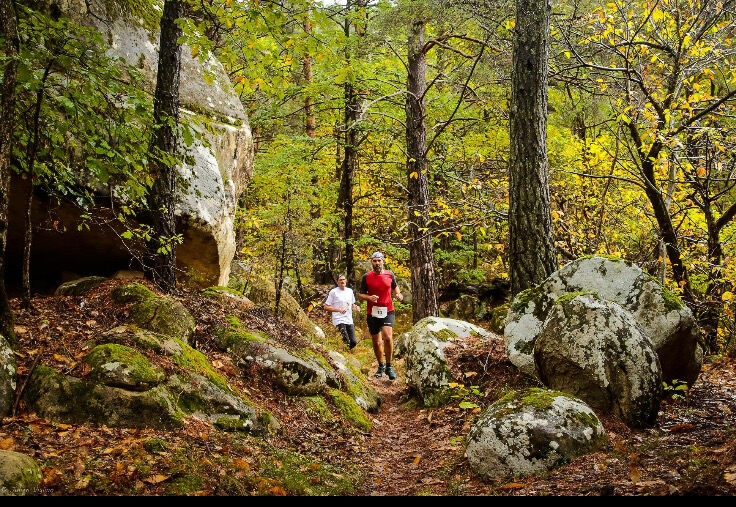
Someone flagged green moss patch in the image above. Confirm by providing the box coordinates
[301,396,334,423]
[112,283,155,304]
[329,389,371,432]
[143,438,168,454]
[85,344,164,390]
[170,338,229,391]
[258,448,359,496]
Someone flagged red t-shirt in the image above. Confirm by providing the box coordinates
[360,270,397,314]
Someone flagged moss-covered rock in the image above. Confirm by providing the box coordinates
[128,296,196,345]
[54,276,107,296]
[169,338,229,391]
[446,294,489,322]
[24,366,183,429]
[112,283,155,304]
[202,286,253,307]
[100,326,184,356]
[489,303,510,334]
[504,256,701,385]
[0,450,42,496]
[328,350,381,413]
[535,294,662,428]
[166,373,274,436]
[85,343,165,391]
[228,339,328,396]
[404,317,491,407]
[0,334,16,419]
[329,389,372,432]
[466,388,607,480]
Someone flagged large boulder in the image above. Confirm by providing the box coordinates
[504,256,701,384]
[445,294,488,321]
[0,334,15,419]
[466,388,608,480]
[535,294,662,428]
[24,366,183,429]
[112,283,196,344]
[7,0,254,287]
[404,317,491,407]
[0,451,42,496]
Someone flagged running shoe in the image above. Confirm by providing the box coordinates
[386,365,397,381]
[374,363,385,378]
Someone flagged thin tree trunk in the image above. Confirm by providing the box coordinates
[145,0,184,293]
[508,0,557,296]
[303,12,316,138]
[337,0,363,286]
[0,0,19,344]
[406,16,439,323]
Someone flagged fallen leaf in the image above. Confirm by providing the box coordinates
[629,466,641,485]
[0,437,15,450]
[14,325,27,334]
[498,482,525,490]
[144,474,171,485]
[412,456,421,465]
[268,486,286,496]
[232,458,251,471]
[74,476,91,490]
[669,423,695,433]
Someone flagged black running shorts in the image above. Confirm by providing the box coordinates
[367,310,396,335]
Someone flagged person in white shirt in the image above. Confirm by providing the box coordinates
[324,274,361,350]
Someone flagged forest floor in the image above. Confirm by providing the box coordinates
[2,284,736,495]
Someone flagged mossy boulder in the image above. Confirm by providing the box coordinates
[0,450,42,496]
[24,366,183,429]
[112,283,196,344]
[446,294,489,321]
[328,350,381,413]
[0,334,16,418]
[404,317,491,407]
[54,276,107,296]
[535,294,662,428]
[229,340,328,396]
[466,388,607,480]
[85,344,165,391]
[166,373,275,436]
[489,303,510,334]
[329,389,372,432]
[504,256,701,385]
[100,326,184,356]
[202,286,253,307]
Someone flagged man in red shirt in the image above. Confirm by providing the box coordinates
[358,252,403,380]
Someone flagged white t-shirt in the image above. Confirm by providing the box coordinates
[325,287,356,326]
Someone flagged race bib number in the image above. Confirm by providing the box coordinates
[371,306,388,318]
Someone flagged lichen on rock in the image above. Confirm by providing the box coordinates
[0,334,16,419]
[504,256,701,385]
[535,294,663,428]
[404,317,491,407]
[466,388,607,480]
[54,276,107,296]
[328,350,381,413]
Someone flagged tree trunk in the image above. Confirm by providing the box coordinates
[0,0,19,344]
[303,12,316,138]
[145,0,184,293]
[508,0,557,296]
[406,17,439,323]
[337,0,363,286]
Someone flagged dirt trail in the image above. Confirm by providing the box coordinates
[352,365,467,496]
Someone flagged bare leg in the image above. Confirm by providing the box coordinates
[371,332,384,364]
[382,326,393,365]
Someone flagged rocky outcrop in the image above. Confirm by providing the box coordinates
[404,317,491,407]
[504,256,701,385]
[112,283,196,344]
[466,389,607,480]
[0,451,42,496]
[54,276,107,296]
[446,294,489,321]
[0,334,15,419]
[535,294,662,428]
[7,0,254,287]
[25,366,184,430]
